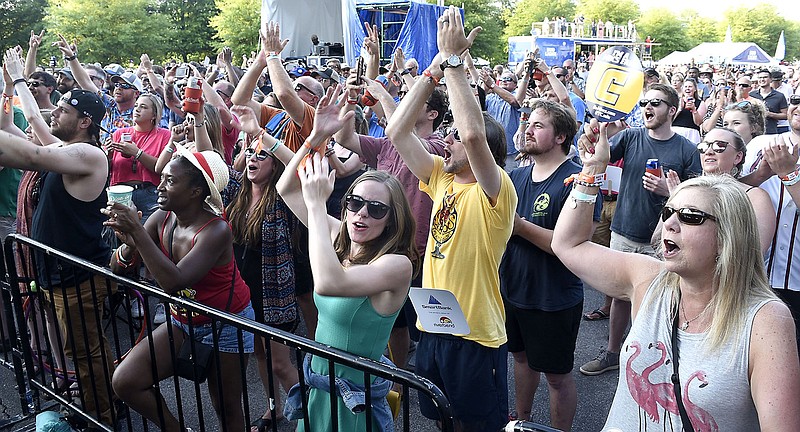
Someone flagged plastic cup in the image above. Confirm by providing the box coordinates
[107,185,134,208]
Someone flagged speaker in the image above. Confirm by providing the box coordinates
[316,46,330,56]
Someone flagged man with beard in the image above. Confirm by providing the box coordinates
[27,71,57,111]
[578,83,701,376]
[3,48,115,425]
[56,68,78,94]
[499,99,601,429]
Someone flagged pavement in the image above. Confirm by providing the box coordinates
[0,286,618,432]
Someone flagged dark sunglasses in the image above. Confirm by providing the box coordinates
[638,98,670,108]
[697,140,729,154]
[27,81,43,88]
[790,95,800,106]
[499,77,515,82]
[345,194,390,219]
[114,82,135,90]
[445,127,461,141]
[244,147,270,161]
[294,83,313,95]
[555,73,567,78]
[737,83,751,88]
[216,89,231,99]
[661,206,717,226]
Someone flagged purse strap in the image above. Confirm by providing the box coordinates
[167,216,236,338]
[671,297,696,432]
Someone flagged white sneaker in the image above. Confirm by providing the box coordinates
[130,298,144,319]
[153,303,166,324]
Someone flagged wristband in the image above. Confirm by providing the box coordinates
[783,176,800,186]
[569,189,597,209]
[423,69,440,86]
[778,168,800,182]
[574,179,604,188]
[166,146,175,153]
[115,247,134,268]
[401,69,410,76]
[135,149,144,160]
[564,171,606,187]
[268,140,282,153]
[12,78,27,86]
[267,52,279,60]
[63,54,77,61]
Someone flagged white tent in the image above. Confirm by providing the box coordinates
[685,42,774,65]
[659,51,693,65]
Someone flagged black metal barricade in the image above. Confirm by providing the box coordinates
[1,234,454,431]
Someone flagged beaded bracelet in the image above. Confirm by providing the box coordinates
[574,179,604,188]
[115,247,134,269]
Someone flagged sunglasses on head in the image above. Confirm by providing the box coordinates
[114,82,135,90]
[638,98,670,108]
[661,206,717,226]
[244,147,270,161]
[345,194,390,219]
[697,140,729,154]
[790,95,800,106]
[216,89,231,99]
[445,127,461,141]
[27,81,43,88]
[726,100,752,110]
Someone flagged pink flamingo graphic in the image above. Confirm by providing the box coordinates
[682,371,719,432]
[644,342,678,431]
[625,341,661,429]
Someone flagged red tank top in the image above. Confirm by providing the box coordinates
[159,212,250,324]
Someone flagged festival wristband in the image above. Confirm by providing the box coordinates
[570,189,597,203]
[778,168,800,183]
[423,70,440,86]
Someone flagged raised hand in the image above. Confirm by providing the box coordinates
[311,84,355,145]
[3,48,25,81]
[29,30,45,50]
[52,34,75,59]
[363,22,379,56]
[140,53,153,71]
[230,105,262,136]
[436,5,481,56]
[393,48,406,72]
[298,151,335,207]
[578,120,610,173]
[260,22,289,54]
[764,133,799,177]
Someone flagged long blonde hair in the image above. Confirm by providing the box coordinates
[650,175,777,351]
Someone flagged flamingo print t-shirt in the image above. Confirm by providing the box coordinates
[603,278,772,432]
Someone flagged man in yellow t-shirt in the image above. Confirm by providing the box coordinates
[384,7,516,431]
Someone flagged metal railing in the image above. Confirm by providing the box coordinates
[1,234,454,431]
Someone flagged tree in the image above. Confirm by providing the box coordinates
[578,0,639,24]
[210,0,260,63]
[0,0,47,52]
[503,0,577,38]
[637,9,691,60]
[723,5,789,57]
[682,11,722,47]
[47,0,173,64]
[158,0,219,62]
[441,0,507,65]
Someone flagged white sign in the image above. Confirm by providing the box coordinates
[409,288,470,335]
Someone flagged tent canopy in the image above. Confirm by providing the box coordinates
[685,42,774,65]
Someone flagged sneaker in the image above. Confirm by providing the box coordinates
[130,298,144,319]
[579,349,619,376]
[153,303,166,325]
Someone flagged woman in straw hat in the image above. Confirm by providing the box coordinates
[105,146,254,432]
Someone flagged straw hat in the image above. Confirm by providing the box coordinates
[174,146,229,216]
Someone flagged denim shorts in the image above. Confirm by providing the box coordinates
[171,303,255,354]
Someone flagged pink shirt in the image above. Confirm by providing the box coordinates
[110,127,172,186]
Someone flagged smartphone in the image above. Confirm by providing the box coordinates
[356,57,365,86]
[121,133,132,143]
[176,65,188,79]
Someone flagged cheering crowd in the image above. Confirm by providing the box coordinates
[1,6,800,432]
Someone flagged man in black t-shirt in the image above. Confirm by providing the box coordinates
[500,99,601,430]
[750,68,788,134]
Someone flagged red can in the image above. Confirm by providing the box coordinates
[183,78,203,114]
[645,158,662,177]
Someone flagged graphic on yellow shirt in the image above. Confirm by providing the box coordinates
[430,191,458,259]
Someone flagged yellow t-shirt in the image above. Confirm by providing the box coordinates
[418,156,516,348]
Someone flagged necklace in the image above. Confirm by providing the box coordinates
[680,298,712,330]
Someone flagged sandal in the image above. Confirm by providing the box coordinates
[250,416,285,432]
[583,308,610,321]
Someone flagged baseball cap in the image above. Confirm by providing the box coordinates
[104,63,125,77]
[770,70,784,81]
[59,89,107,126]
[289,66,309,77]
[111,72,144,92]
[643,67,659,78]
[311,68,336,80]
[59,68,75,80]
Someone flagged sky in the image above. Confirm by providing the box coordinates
[636,0,800,22]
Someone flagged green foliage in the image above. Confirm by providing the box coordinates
[637,8,691,60]
[723,4,795,59]
[682,12,722,47]
[578,0,640,24]
[210,0,260,62]
[159,0,219,62]
[503,0,577,38]
[47,0,172,64]
[0,0,47,52]
[441,0,507,65]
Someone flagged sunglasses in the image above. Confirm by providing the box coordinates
[737,83,751,88]
[294,83,314,95]
[697,140,729,154]
[661,206,717,226]
[27,81,43,88]
[244,147,270,161]
[345,194,390,219]
[790,95,800,106]
[726,100,752,110]
[216,89,231,99]
[499,77,515,82]
[555,73,567,78]
[114,82,135,90]
[445,127,461,141]
[638,98,670,108]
